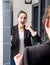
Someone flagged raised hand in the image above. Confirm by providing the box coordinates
[25,24,31,30]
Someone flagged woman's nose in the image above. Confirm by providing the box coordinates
[22,18,24,22]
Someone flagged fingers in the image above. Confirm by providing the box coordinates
[25,24,31,30]
[16,54,23,59]
[14,54,23,65]
[19,54,23,60]
[14,53,23,61]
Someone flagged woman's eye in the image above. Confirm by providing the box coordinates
[20,16,26,19]
[24,17,26,19]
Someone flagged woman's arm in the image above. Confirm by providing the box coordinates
[25,24,41,42]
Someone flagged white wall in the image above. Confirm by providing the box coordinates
[13,0,39,26]
[32,0,39,4]
[13,0,32,26]
[0,0,3,65]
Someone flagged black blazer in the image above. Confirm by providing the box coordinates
[11,24,41,59]
[23,40,50,65]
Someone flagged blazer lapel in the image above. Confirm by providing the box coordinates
[24,29,27,40]
[16,25,20,45]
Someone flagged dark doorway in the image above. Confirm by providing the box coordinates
[32,6,38,31]
[40,0,46,43]
[32,4,39,45]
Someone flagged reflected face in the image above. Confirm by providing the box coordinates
[18,13,27,26]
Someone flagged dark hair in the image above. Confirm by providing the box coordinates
[17,10,27,18]
[42,5,50,24]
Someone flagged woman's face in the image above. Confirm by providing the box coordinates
[18,13,27,27]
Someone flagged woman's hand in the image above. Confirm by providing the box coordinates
[45,19,50,39]
[25,24,37,36]
[25,24,31,30]
[25,24,35,32]
[14,54,23,65]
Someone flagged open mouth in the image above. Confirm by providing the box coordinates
[21,22,24,24]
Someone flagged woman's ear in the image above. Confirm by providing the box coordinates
[45,19,49,28]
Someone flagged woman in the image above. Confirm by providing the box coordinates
[11,10,41,65]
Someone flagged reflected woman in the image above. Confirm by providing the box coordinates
[10,10,41,65]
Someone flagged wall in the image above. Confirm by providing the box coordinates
[32,0,38,4]
[0,0,3,65]
[13,0,39,26]
[13,0,31,25]
[3,0,11,65]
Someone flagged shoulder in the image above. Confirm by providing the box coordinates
[12,24,18,28]
[12,24,18,30]
[24,40,50,52]
[44,40,50,46]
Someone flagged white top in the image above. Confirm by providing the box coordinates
[19,31,37,54]
[14,31,37,65]
[19,32,24,54]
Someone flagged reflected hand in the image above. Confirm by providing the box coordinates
[14,54,23,65]
[25,24,35,34]
[25,24,31,31]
